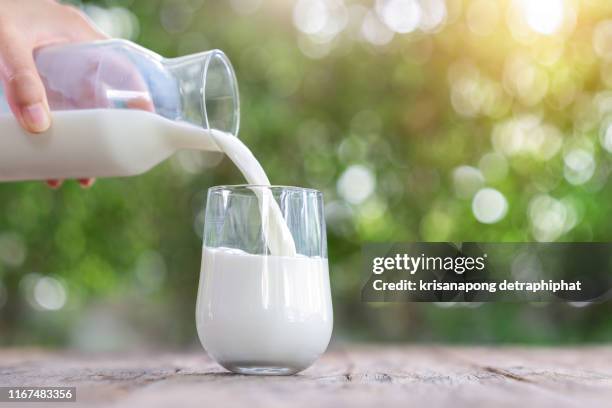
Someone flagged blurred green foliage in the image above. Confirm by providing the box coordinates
[2,0,612,348]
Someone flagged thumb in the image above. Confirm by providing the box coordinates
[0,37,50,133]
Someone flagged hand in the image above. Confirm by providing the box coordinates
[0,0,107,188]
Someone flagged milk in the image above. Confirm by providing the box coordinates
[0,110,219,180]
[196,246,333,375]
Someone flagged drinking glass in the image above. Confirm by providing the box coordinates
[196,185,333,375]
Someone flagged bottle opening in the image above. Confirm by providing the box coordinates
[202,51,240,136]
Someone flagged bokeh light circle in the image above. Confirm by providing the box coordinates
[472,188,508,224]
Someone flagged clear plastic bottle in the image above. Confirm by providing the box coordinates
[0,39,239,181]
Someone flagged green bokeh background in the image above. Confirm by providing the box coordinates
[1,0,612,349]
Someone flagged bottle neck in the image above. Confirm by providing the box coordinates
[167,50,239,136]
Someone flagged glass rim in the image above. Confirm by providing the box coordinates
[208,184,322,194]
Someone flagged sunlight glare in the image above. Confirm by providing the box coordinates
[521,0,564,35]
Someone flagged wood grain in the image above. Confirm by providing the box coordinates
[1,346,611,408]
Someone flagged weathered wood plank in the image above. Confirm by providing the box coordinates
[1,346,611,408]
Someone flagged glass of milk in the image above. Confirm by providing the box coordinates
[196,185,333,375]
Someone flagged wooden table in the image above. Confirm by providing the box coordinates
[1,346,612,407]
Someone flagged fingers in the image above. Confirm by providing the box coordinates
[0,5,106,135]
[46,179,63,189]
[0,30,51,133]
[45,179,95,189]
[78,178,95,188]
